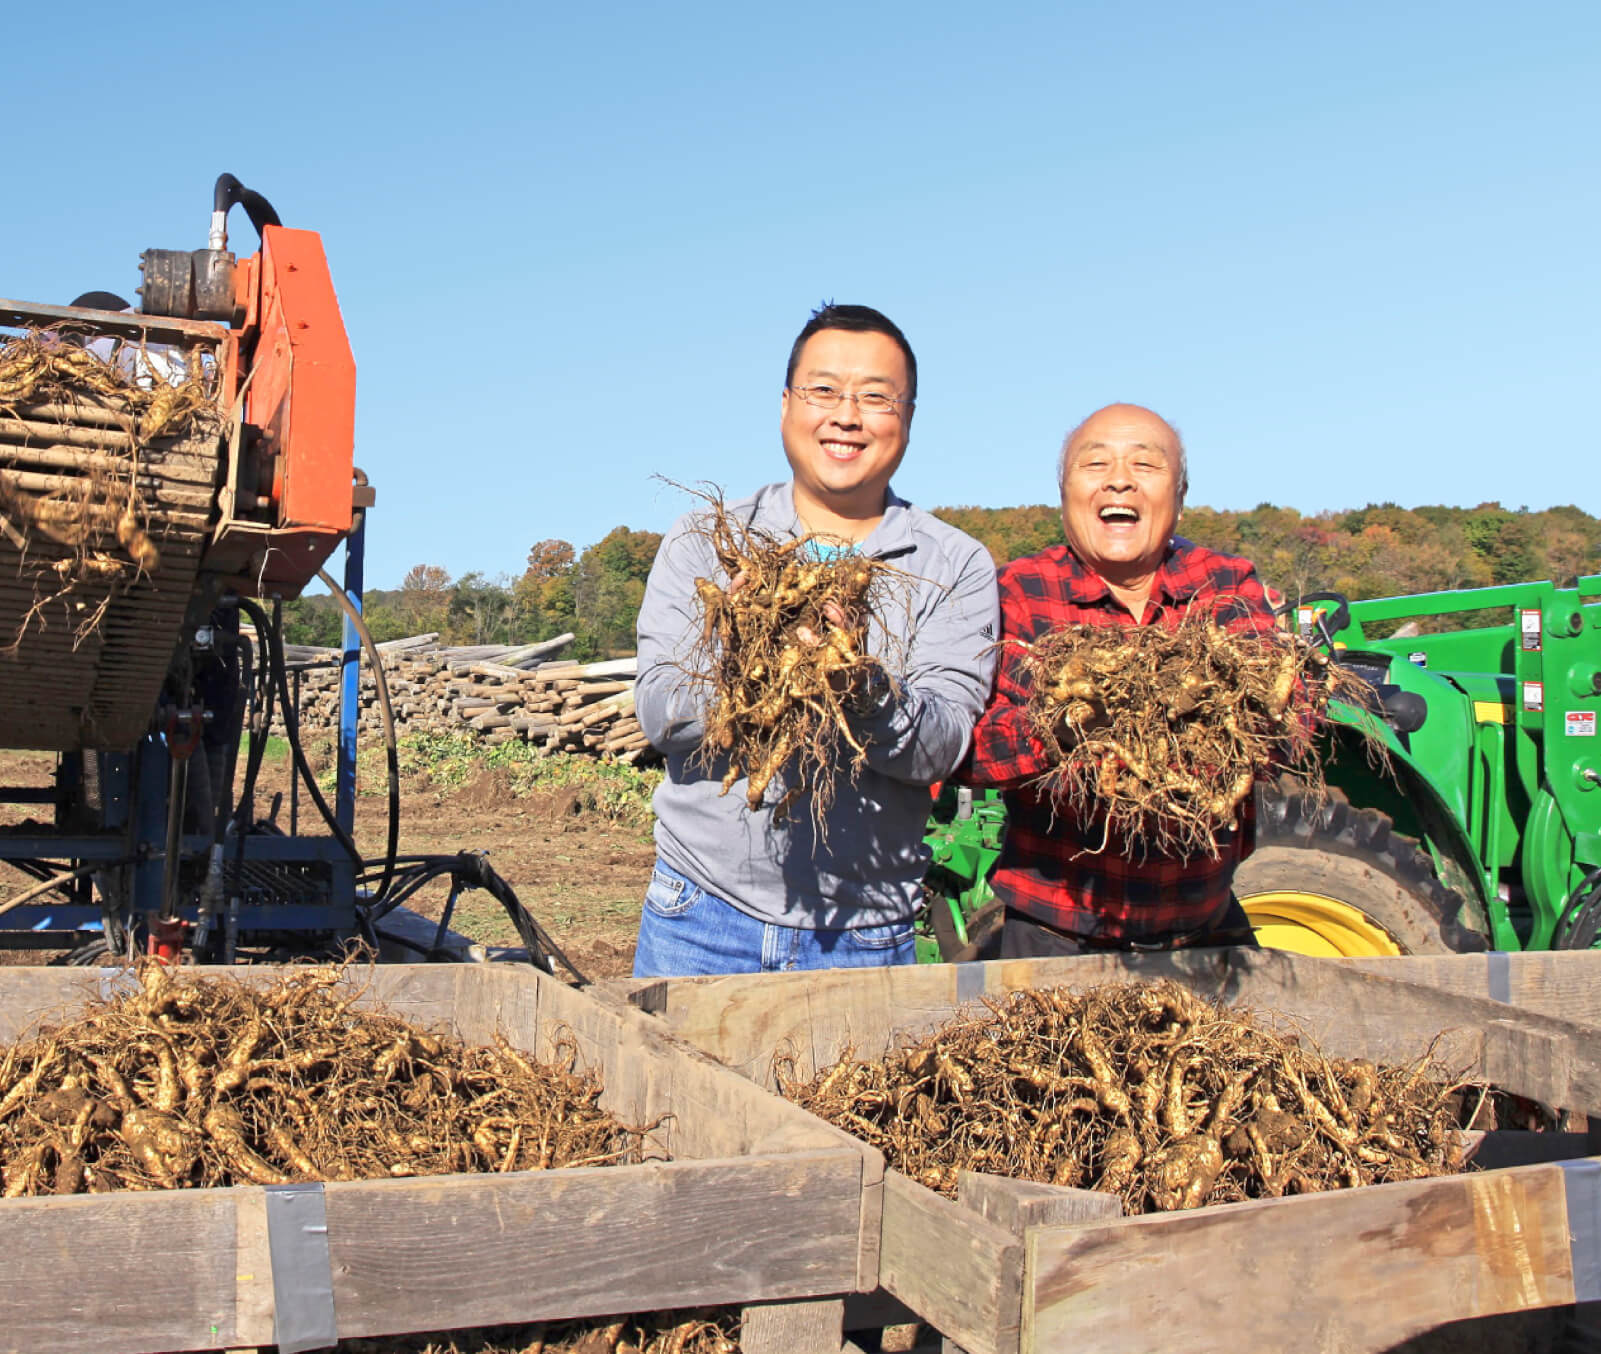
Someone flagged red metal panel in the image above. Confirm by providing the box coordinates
[243,227,355,590]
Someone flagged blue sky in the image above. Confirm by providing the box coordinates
[7,2,1598,588]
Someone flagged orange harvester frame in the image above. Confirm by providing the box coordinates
[209,224,357,596]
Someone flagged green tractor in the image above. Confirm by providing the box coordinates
[917,575,1601,960]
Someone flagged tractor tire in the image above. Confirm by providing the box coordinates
[1234,788,1491,956]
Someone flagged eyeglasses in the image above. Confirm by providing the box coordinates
[789,384,912,416]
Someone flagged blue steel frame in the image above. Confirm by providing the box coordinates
[0,527,369,944]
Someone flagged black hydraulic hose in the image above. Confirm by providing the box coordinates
[452,851,585,983]
[236,598,361,867]
[315,566,402,906]
[364,865,451,919]
[212,174,282,237]
[229,626,275,908]
[233,625,275,826]
[211,629,249,850]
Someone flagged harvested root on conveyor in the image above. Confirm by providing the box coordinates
[1021,605,1372,857]
[0,962,652,1195]
[340,1308,741,1354]
[683,489,904,817]
[783,980,1473,1214]
[0,331,217,653]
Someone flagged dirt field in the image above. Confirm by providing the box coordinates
[329,760,653,980]
[0,746,652,980]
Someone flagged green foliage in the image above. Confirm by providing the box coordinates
[281,594,343,647]
[398,734,661,829]
[932,504,1063,564]
[572,526,663,655]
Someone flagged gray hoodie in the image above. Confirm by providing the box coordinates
[635,481,999,928]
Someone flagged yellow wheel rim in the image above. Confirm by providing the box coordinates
[1240,890,1405,957]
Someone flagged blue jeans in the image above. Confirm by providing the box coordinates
[631,859,917,977]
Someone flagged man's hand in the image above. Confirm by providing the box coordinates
[797,601,888,713]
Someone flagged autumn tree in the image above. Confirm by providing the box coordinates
[573,526,663,655]
[397,563,453,633]
[511,539,580,643]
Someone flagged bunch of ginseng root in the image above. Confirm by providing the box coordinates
[687,492,903,817]
[784,979,1472,1215]
[0,332,211,577]
[1021,604,1371,857]
[0,962,648,1196]
[0,331,214,649]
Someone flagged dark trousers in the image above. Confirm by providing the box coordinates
[1000,898,1260,959]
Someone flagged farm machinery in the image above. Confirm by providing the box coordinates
[919,576,1601,960]
[0,176,564,971]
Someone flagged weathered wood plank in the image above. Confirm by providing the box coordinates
[325,1152,864,1336]
[878,1171,1024,1354]
[1024,1159,1579,1354]
[956,1171,1122,1233]
[741,1297,846,1354]
[1341,952,1601,1029]
[628,949,1601,1111]
[0,1189,245,1354]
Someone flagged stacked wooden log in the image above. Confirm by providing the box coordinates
[265,631,657,765]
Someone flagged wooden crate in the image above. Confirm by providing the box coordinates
[0,964,882,1354]
[1334,950,1601,1029]
[621,948,1601,1354]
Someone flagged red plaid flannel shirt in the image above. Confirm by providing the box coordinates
[964,539,1277,941]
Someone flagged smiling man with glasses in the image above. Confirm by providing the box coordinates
[631,303,999,977]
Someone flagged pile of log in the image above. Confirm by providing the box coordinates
[263,631,657,765]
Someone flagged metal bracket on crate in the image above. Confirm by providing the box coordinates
[1486,949,1511,1006]
[955,961,986,1005]
[1561,1158,1601,1303]
[265,1181,338,1354]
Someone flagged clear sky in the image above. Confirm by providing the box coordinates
[6,2,1597,589]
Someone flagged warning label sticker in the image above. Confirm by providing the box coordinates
[1568,711,1597,737]
[1521,608,1542,652]
[1524,681,1544,712]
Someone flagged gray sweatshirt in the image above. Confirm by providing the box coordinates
[635,481,999,928]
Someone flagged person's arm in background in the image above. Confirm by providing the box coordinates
[962,560,1058,790]
[634,516,720,756]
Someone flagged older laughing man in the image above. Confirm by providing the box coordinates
[632,304,999,976]
[965,403,1276,957]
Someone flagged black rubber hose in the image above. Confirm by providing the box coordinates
[212,174,283,237]
[209,622,248,848]
[229,625,274,912]
[233,623,275,826]
[450,851,586,983]
[237,598,360,866]
[314,567,401,905]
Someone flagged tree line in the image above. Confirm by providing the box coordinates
[283,501,1601,652]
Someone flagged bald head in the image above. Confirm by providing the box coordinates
[1057,403,1188,509]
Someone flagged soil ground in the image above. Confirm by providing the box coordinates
[0,746,651,979]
